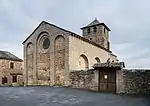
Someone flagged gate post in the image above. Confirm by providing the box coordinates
[98,69,100,91]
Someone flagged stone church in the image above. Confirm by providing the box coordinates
[23,19,119,87]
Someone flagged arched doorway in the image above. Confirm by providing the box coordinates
[2,77,7,84]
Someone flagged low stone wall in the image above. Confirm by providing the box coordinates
[69,69,150,95]
[120,69,150,95]
[69,69,98,91]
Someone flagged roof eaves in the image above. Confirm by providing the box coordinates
[0,57,23,62]
[81,23,111,31]
[23,21,77,44]
[69,33,111,53]
[22,21,111,53]
[22,21,46,44]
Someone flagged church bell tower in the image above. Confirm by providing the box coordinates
[81,19,111,50]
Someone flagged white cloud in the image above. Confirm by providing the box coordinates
[0,0,150,68]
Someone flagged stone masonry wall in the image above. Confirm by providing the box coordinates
[69,69,99,91]
[82,25,108,49]
[54,35,65,85]
[0,59,23,85]
[69,69,150,94]
[36,33,50,85]
[116,70,125,93]
[69,35,109,71]
[26,43,34,85]
[118,69,150,95]
[24,22,70,86]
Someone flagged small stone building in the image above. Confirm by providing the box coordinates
[0,51,23,86]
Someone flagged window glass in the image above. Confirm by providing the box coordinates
[43,37,50,49]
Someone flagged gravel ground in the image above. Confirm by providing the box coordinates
[0,87,149,106]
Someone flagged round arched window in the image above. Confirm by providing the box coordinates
[79,54,89,70]
[95,57,100,63]
[43,37,50,49]
[39,35,50,52]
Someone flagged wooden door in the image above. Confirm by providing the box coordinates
[99,70,116,93]
[107,71,116,92]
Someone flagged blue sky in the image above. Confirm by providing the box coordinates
[0,0,150,68]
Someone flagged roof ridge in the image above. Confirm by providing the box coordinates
[87,19,100,27]
[22,20,111,53]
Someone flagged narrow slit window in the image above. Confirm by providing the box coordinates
[93,27,97,33]
[104,28,105,33]
[10,62,14,69]
[87,28,90,34]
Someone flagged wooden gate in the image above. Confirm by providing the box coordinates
[99,69,116,93]
[93,62,125,93]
